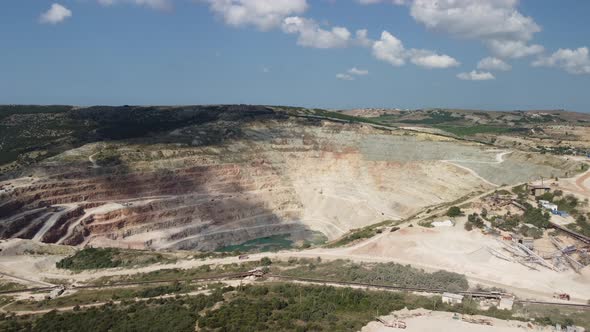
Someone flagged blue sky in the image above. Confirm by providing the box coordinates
[1,1,590,112]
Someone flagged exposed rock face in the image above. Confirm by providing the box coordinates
[0,111,580,251]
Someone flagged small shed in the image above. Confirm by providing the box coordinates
[442,292,464,305]
[540,201,558,212]
[528,185,550,196]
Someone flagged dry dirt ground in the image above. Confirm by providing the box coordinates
[361,308,552,332]
[2,221,589,304]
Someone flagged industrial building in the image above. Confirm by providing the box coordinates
[441,292,464,305]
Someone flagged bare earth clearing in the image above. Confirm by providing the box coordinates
[361,309,552,332]
[2,215,589,303]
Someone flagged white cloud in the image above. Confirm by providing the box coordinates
[457,70,495,81]
[98,0,172,10]
[487,40,543,59]
[200,0,456,67]
[408,49,460,68]
[337,67,369,80]
[355,29,373,47]
[401,0,543,58]
[410,0,539,42]
[348,67,369,75]
[358,0,544,59]
[336,73,355,80]
[39,3,72,24]
[282,16,351,49]
[206,0,308,31]
[532,47,590,75]
[372,31,407,66]
[372,31,459,69]
[477,57,512,71]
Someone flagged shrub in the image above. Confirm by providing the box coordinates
[467,213,485,229]
[56,248,120,270]
[447,206,463,218]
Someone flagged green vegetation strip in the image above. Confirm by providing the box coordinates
[56,248,177,271]
[308,109,382,126]
[1,288,225,332]
[87,260,262,286]
[278,259,469,292]
[3,283,588,332]
[326,220,401,248]
[433,124,518,136]
[0,281,27,292]
[5,283,197,312]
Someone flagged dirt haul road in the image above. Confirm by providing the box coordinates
[575,168,590,194]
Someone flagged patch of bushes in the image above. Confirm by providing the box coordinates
[56,248,176,271]
[325,220,400,248]
[7,283,193,312]
[279,259,469,292]
[88,261,262,286]
[466,213,485,229]
[1,289,227,332]
[56,248,121,270]
[566,213,590,237]
[446,206,463,218]
[511,184,527,195]
[518,225,543,239]
[4,282,589,331]
[493,203,551,231]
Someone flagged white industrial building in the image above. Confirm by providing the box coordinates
[442,292,464,305]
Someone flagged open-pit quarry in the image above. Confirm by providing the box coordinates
[0,113,581,252]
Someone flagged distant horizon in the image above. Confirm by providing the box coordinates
[1,103,586,114]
